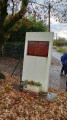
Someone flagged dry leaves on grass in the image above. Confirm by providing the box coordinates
[0,73,67,120]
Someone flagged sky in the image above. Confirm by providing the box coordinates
[36,0,67,40]
[51,18,67,40]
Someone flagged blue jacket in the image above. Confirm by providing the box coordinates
[61,53,67,65]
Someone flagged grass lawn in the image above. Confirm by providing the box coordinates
[53,45,67,53]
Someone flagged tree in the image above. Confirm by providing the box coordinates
[0,0,66,53]
[7,17,47,43]
[27,0,67,31]
[5,0,67,32]
[0,0,29,53]
[4,0,29,31]
[7,0,22,15]
[0,0,8,52]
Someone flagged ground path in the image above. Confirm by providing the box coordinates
[50,50,66,90]
[0,52,66,91]
[52,50,62,61]
[49,57,66,90]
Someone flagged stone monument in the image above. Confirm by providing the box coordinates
[22,32,54,92]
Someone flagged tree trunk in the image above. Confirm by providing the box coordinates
[0,0,7,54]
[4,0,29,32]
[0,0,29,54]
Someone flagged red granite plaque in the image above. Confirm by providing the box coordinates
[27,41,49,57]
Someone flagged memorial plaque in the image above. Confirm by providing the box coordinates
[27,41,49,57]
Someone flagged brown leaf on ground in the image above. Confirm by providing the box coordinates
[0,73,67,120]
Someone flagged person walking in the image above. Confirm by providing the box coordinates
[60,50,67,75]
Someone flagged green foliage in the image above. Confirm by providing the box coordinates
[28,17,48,31]
[57,48,66,53]
[3,42,24,59]
[4,0,29,32]
[53,40,64,46]
[0,0,48,53]
[0,0,29,53]
[24,80,41,86]
[7,18,47,43]
[7,20,26,43]
[33,82,41,86]
[0,71,5,79]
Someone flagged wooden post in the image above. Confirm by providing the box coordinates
[48,3,50,32]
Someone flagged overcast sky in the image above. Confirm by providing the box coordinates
[50,18,67,39]
[37,0,67,39]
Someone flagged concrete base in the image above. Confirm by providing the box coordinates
[23,84,42,93]
[40,92,57,101]
[13,84,58,101]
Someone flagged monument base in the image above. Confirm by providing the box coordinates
[23,84,42,93]
[13,84,57,101]
[40,92,57,101]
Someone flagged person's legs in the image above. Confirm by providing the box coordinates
[66,80,67,92]
[60,64,64,75]
[64,65,67,75]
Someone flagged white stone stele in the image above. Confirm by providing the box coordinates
[22,32,54,92]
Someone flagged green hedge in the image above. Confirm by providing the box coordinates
[3,42,24,59]
[53,40,64,46]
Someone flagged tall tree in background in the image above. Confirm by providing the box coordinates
[0,0,29,52]
[4,0,29,31]
[7,0,22,15]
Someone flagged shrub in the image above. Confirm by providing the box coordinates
[0,71,5,79]
[33,82,41,86]
[53,40,64,46]
[57,48,66,53]
[24,80,41,86]
[7,18,48,43]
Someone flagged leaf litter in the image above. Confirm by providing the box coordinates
[0,73,67,120]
